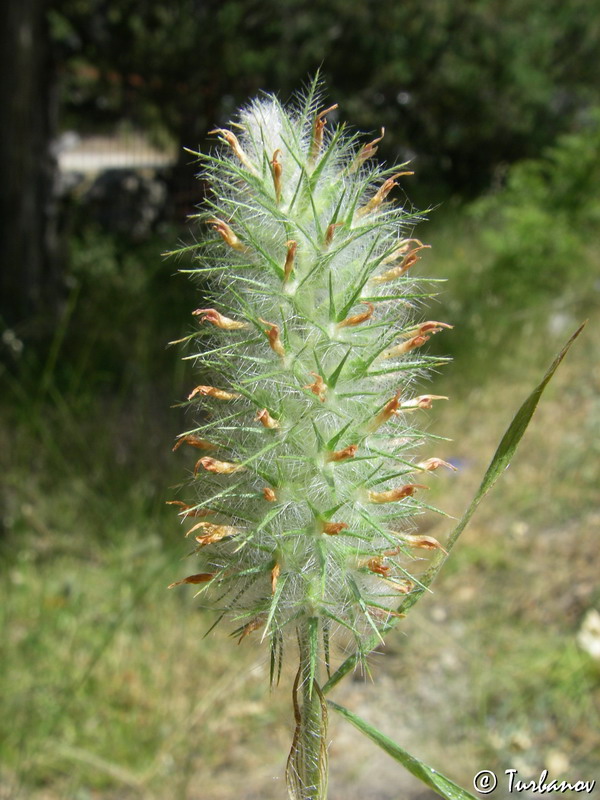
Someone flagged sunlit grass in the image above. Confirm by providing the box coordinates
[0,520,294,799]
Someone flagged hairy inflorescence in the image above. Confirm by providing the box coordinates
[168,80,454,684]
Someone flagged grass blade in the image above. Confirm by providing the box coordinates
[328,701,478,800]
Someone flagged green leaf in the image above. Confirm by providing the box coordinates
[311,420,326,449]
[327,186,347,228]
[310,124,346,189]
[269,631,283,687]
[306,179,324,241]
[262,573,288,639]
[336,236,381,320]
[327,420,353,449]
[328,702,478,800]
[328,348,351,388]
[328,272,336,321]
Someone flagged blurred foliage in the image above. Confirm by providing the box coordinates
[49,0,600,195]
[65,226,191,393]
[423,111,600,371]
[9,225,194,395]
[0,224,196,544]
[471,108,600,305]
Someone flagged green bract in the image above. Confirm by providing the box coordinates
[170,82,453,679]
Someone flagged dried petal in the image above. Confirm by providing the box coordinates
[367,392,400,431]
[303,372,327,402]
[195,530,238,546]
[337,302,375,329]
[401,534,448,555]
[209,128,258,175]
[166,499,192,510]
[259,318,286,357]
[271,562,281,594]
[208,218,248,252]
[368,483,428,504]
[380,578,414,594]
[185,520,223,537]
[165,500,213,518]
[370,264,408,285]
[325,222,343,246]
[194,457,244,475]
[381,238,424,264]
[406,320,453,337]
[368,605,406,619]
[348,128,385,174]
[238,617,263,643]
[172,435,215,451]
[188,385,241,401]
[362,557,391,576]
[263,487,277,502]
[322,521,348,535]
[168,573,215,589]
[400,394,448,411]
[357,171,413,217]
[417,457,457,472]
[371,244,430,283]
[357,177,396,218]
[271,149,282,203]
[187,521,239,545]
[283,240,297,282]
[381,334,429,360]
[326,444,358,462]
[255,408,280,429]
[192,308,248,330]
[310,104,338,163]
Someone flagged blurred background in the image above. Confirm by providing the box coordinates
[1,1,599,798]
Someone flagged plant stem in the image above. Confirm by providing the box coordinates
[287,624,328,800]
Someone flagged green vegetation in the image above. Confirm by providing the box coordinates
[424,114,600,376]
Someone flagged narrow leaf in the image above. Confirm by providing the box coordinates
[329,702,477,800]
[328,348,351,389]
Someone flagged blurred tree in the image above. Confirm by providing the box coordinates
[3,0,598,341]
[0,0,60,337]
[51,0,600,196]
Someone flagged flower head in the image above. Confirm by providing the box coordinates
[170,81,454,675]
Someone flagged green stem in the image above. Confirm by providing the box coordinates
[287,624,328,800]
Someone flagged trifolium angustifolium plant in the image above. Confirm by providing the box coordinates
[168,78,456,800]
